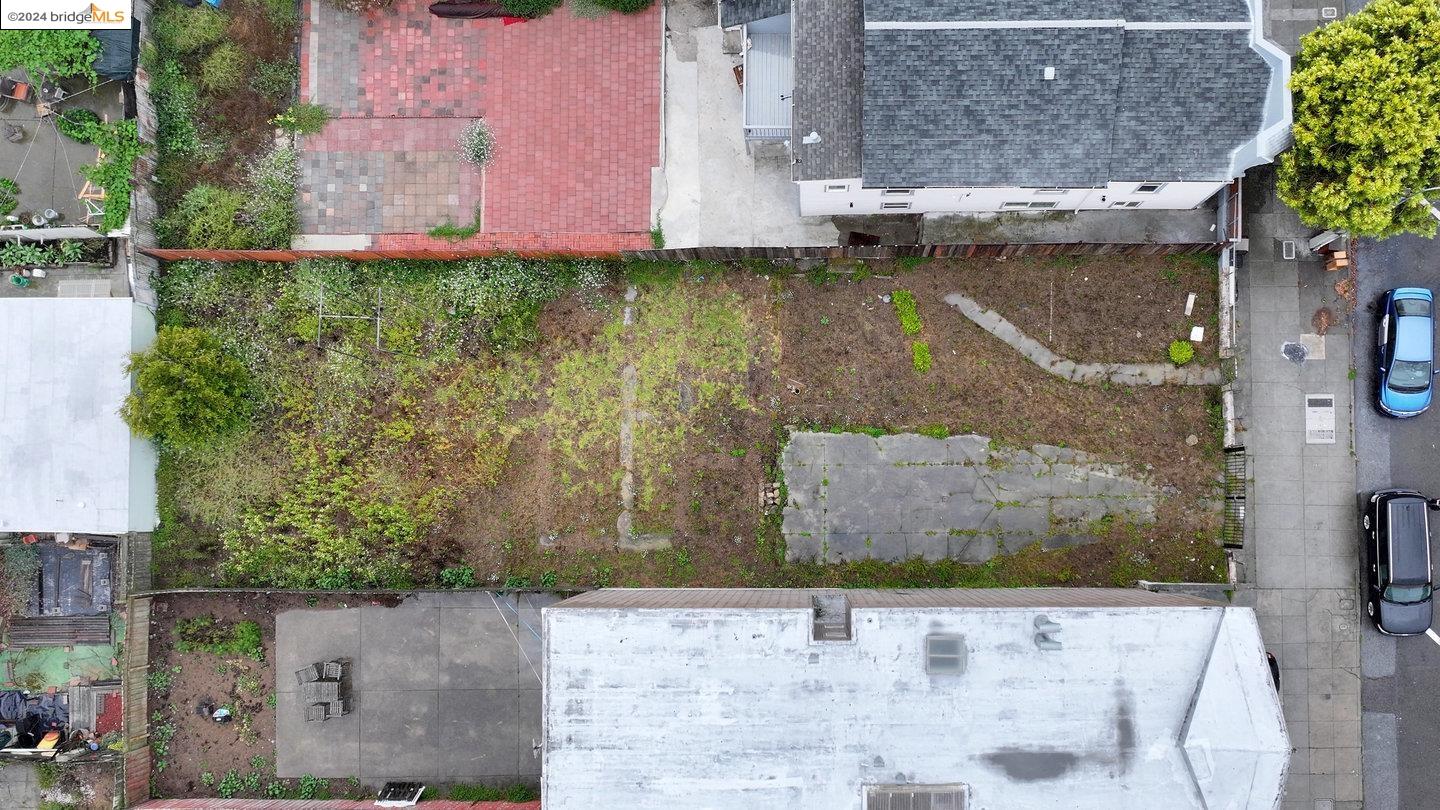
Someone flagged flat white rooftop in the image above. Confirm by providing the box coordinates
[0,298,157,534]
[543,588,1287,810]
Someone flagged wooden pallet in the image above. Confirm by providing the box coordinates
[7,615,111,646]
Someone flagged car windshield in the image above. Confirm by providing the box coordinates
[1397,298,1433,318]
[1385,583,1433,605]
[1389,359,1433,393]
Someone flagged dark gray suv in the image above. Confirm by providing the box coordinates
[1364,489,1435,636]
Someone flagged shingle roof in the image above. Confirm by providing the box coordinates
[863,27,1126,188]
[854,4,1272,188]
[863,0,1249,23]
[719,0,789,28]
[1110,29,1272,181]
[792,0,863,181]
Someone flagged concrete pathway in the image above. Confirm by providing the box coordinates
[781,431,1159,563]
[1230,168,1362,810]
[0,761,38,809]
[944,293,1221,386]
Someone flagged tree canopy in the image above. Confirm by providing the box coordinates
[122,326,253,450]
[1278,0,1440,238]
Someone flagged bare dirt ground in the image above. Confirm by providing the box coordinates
[447,257,1225,588]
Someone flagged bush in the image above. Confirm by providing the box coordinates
[251,58,299,101]
[245,0,301,31]
[0,31,101,81]
[200,43,248,93]
[158,185,254,249]
[122,326,254,449]
[500,0,563,16]
[79,120,144,231]
[174,616,264,659]
[54,108,101,143]
[151,5,230,54]
[440,257,568,348]
[1168,339,1195,366]
[911,340,933,374]
[590,0,653,11]
[326,0,396,10]
[440,566,479,588]
[892,289,922,336]
[151,58,205,158]
[459,119,496,166]
[272,102,330,135]
[244,145,301,249]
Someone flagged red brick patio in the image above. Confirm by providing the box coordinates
[299,0,659,252]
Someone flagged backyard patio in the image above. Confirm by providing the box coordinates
[297,0,661,252]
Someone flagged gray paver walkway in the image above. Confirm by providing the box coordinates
[1232,168,1362,810]
[781,431,1159,563]
[0,761,38,810]
[944,293,1221,386]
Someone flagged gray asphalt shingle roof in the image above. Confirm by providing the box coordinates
[793,0,864,181]
[720,0,790,28]
[863,0,1249,23]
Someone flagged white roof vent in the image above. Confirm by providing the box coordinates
[926,634,966,674]
[1043,66,1056,81]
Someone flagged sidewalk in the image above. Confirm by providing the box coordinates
[1231,169,1362,810]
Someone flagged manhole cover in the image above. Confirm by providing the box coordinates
[1281,342,1309,363]
[1305,394,1336,444]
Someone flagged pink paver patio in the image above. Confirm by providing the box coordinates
[299,0,659,251]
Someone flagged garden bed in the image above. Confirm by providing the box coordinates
[144,591,381,800]
[149,256,1226,593]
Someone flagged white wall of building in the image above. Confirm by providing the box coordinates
[797,179,1225,217]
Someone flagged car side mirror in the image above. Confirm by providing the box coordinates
[1428,498,1440,511]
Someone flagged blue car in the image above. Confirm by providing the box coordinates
[1378,287,1435,418]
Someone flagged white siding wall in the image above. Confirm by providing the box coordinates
[797,179,1225,216]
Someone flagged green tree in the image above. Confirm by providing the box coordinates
[0,31,100,81]
[1279,0,1440,238]
[122,327,252,449]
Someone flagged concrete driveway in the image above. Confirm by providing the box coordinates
[274,591,556,783]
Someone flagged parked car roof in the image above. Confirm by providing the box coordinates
[1387,495,1432,584]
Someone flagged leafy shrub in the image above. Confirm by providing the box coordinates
[296,774,330,800]
[501,0,563,16]
[0,31,101,81]
[589,0,653,11]
[326,0,396,10]
[174,616,265,659]
[217,770,244,799]
[272,102,330,135]
[459,119,496,166]
[54,108,101,143]
[151,5,230,54]
[251,58,299,101]
[0,177,16,217]
[244,145,301,249]
[200,43,248,93]
[79,120,144,231]
[245,0,301,31]
[35,762,59,789]
[1168,339,1195,366]
[122,326,254,449]
[146,666,181,691]
[151,58,206,159]
[1,240,87,268]
[892,289,922,336]
[440,565,479,588]
[158,185,254,249]
[911,340,933,373]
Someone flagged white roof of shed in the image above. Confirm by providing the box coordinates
[0,298,157,534]
[543,590,1288,810]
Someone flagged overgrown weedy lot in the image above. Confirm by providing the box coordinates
[146,255,1227,590]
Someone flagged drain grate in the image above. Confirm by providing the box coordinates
[1222,447,1247,548]
[1305,394,1336,444]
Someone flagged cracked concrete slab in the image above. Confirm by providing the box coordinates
[782,431,1162,563]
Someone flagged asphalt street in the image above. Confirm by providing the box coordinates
[1352,234,1440,810]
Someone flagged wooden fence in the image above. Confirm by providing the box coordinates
[140,241,1221,264]
[122,596,153,808]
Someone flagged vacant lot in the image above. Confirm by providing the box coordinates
[152,256,1225,592]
